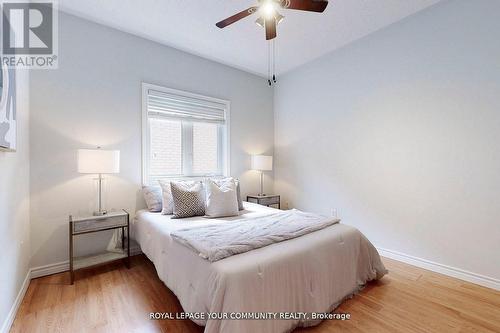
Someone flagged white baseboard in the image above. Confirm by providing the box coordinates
[30,260,69,279]
[377,247,500,291]
[130,244,142,256]
[0,270,30,333]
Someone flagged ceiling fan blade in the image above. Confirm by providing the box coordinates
[216,7,259,28]
[265,17,277,40]
[281,0,328,13]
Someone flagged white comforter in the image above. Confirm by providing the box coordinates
[135,202,387,333]
[171,209,340,262]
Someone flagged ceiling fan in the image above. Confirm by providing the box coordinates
[216,0,329,40]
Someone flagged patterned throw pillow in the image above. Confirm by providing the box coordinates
[211,177,244,211]
[142,186,163,212]
[170,181,205,218]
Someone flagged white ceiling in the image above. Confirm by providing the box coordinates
[59,0,441,77]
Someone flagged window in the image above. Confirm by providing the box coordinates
[192,122,219,174]
[142,83,230,184]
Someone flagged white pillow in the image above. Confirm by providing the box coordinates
[205,179,239,218]
[159,181,174,215]
[211,177,244,211]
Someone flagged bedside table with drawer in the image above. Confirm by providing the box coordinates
[69,210,130,284]
[247,194,280,209]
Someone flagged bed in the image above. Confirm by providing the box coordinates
[135,202,387,333]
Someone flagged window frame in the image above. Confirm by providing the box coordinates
[142,83,230,185]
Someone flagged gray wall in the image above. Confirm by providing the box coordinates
[274,0,500,281]
[30,12,274,268]
[0,69,30,329]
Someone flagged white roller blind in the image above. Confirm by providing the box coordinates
[147,89,226,123]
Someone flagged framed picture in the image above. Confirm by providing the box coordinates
[0,63,17,152]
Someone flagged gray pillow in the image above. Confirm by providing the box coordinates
[170,181,205,218]
[142,186,162,212]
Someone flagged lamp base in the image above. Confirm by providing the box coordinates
[93,210,108,216]
[94,174,107,216]
[259,171,266,198]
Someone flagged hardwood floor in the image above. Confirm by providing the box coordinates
[10,255,500,333]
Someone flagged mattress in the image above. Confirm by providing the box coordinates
[135,202,387,333]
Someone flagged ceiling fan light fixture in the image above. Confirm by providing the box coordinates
[255,16,265,28]
[275,13,284,24]
[256,13,282,28]
[261,0,276,19]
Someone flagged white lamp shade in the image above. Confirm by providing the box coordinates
[78,149,120,174]
[251,155,273,171]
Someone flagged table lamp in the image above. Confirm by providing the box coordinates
[78,148,120,216]
[251,155,273,196]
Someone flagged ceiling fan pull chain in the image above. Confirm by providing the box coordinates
[268,40,272,86]
[272,39,277,83]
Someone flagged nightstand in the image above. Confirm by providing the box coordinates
[247,194,280,209]
[69,210,130,284]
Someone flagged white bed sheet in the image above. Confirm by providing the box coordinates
[135,202,386,333]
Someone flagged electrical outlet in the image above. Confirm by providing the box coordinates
[330,208,338,218]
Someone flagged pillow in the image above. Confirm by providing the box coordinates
[205,179,239,218]
[142,186,163,212]
[235,179,244,211]
[170,181,205,218]
[159,181,174,215]
[211,177,244,211]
